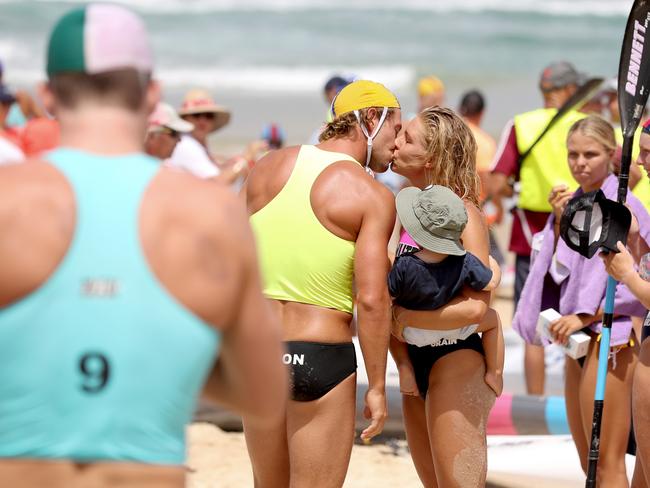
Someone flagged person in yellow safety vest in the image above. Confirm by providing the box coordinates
[490,61,586,395]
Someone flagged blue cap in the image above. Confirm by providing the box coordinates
[324,75,350,94]
[0,84,15,105]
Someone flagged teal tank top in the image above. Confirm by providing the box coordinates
[0,148,220,465]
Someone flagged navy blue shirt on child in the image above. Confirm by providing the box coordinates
[388,252,492,310]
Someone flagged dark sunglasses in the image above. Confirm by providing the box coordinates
[188,112,216,121]
[157,127,180,138]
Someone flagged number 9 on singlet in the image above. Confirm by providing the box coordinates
[78,352,111,393]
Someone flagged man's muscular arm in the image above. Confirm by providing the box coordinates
[202,192,287,428]
[354,182,395,441]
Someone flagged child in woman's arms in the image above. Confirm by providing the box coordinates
[389,185,504,396]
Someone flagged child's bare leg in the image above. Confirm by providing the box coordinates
[389,335,418,396]
[476,308,504,396]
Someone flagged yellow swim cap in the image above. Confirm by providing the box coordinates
[332,80,400,117]
[417,76,445,97]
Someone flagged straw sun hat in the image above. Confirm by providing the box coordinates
[178,88,231,131]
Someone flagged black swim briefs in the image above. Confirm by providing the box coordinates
[643,311,650,343]
[407,333,484,399]
[284,341,357,402]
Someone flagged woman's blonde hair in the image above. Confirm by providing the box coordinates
[567,115,616,154]
[319,108,395,142]
[419,106,480,207]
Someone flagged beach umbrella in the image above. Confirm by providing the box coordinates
[584,1,650,486]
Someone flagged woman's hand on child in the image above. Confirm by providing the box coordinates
[600,241,636,285]
[549,314,586,346]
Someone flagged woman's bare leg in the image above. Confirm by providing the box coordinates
[565,356,589,473]
[426,349,495,488]
[633,339,650,488]
[286,374,356,488]
[403,394,438,487]
[525,343,546,395]
[579,340,636,488]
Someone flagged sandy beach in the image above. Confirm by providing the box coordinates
[187,423,422,488]
[184,282,579,488]
[181,233,577,488]
[186,423,598,488]
[183,251,605,487]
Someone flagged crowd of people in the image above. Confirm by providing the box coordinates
[3,3,650,488]
[489,61,650,486]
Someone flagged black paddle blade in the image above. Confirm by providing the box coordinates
[557,77,604,119]
[618,0,650,137]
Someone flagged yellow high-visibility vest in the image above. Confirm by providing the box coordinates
[514,108,586,212]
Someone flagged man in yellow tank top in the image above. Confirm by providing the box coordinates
[245,80,400,487]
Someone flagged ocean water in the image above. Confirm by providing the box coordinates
[0,0,636,143]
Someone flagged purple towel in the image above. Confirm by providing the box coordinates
[513,174,650,347]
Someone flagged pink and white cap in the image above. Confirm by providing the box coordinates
[148,103,194,133]
[47,4,153,76]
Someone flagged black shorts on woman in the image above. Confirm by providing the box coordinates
[408,334,484,398]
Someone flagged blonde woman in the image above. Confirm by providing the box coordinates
[391,106,497,487]
[514,115,650,487]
